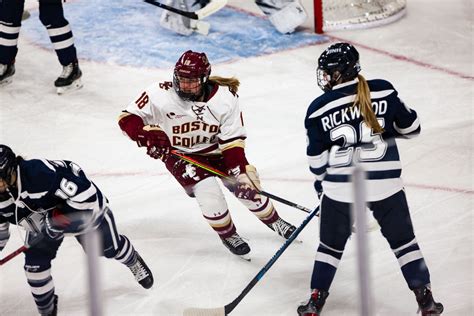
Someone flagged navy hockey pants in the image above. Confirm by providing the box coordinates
[311,190,431,290]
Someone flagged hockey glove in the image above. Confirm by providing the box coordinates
[234,174,260,202]
[137,127,172,160]
[42,209,70,240]
[232,165,262,202]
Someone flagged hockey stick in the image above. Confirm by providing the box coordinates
[170,150,314,215]
[183,205,319,316]
[0,231,46,266]
[170,151,379,233]
[0,245,28,266]
[144,0,227,20]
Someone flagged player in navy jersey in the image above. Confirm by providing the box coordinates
[297,43,443,316]
[0,0,82,93]
[0,145,153,316]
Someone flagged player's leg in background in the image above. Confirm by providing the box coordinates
[76,208,154,289]
[254,0,307,33]
[38,0,82,92]
[371,190,443,314]
[159,0,197,36]
[23,234,63,316]
[0,0,23,85]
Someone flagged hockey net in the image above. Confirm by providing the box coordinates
[313,0,407,33]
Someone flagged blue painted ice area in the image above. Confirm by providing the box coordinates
[22,0,326,68]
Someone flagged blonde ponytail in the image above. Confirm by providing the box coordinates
[209,76,240,94]
[353,75,384,133]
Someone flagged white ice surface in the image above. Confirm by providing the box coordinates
[0,0,472,315]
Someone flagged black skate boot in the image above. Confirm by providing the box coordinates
[41,294,58,316]
[413,286,444,315]
[129,254,154,289]
[0,63,15,86]
[297,289,329,316]
[267,217,296,239]
[54,61,83,94]
[221,232,251,261]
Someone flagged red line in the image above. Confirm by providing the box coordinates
[227,6,473,81]
[326,35,474,81]
[89,171,168,177]
[263,177,473,195]
[87,172,472,195]
[403,182,473,194]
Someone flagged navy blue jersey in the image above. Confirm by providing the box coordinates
[0,158,108,235]
[305,78,420,202]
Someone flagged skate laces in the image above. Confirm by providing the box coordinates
[130,258,150,281]
[224,233,246,248]
[271,218,293,237]
[59,63,74,78]
[0,64,6,76]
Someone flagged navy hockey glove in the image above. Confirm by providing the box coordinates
[42,209,70,240]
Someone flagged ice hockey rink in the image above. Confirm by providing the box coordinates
[0,0,472,315]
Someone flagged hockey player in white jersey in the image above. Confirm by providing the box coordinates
[118,50,296,259]
[159,0,307,35]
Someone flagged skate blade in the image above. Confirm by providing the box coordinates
[238,253,251,262]
[56,78,83,95]
[0,78,13,87]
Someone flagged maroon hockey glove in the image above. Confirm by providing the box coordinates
[137,129,172,160]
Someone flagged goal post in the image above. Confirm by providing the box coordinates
[312,0,407,33]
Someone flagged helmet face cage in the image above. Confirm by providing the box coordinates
[0,145,16,185]
[173,50,211,101]
[317,43,361,91]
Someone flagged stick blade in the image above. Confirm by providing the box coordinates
[183,307,225,316]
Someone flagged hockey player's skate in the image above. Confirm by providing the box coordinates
[267,217,297,239]
[0,63,15,87]
[413,286,444,315]
[54,61,83,94]
[40,294,58,316]
[129,254,154,289]
[221,232,251,261]
[297,289,329,316]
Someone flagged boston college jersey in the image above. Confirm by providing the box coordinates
[125,81,246,155]
[305,78,420,203]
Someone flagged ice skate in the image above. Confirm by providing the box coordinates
[55,61,83,94]
[297,289,329,316]
[221,232,251,261]
[0,63,15,87]
[267,217,297,239]
[129,254,154,289]
[413,286,444,315]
